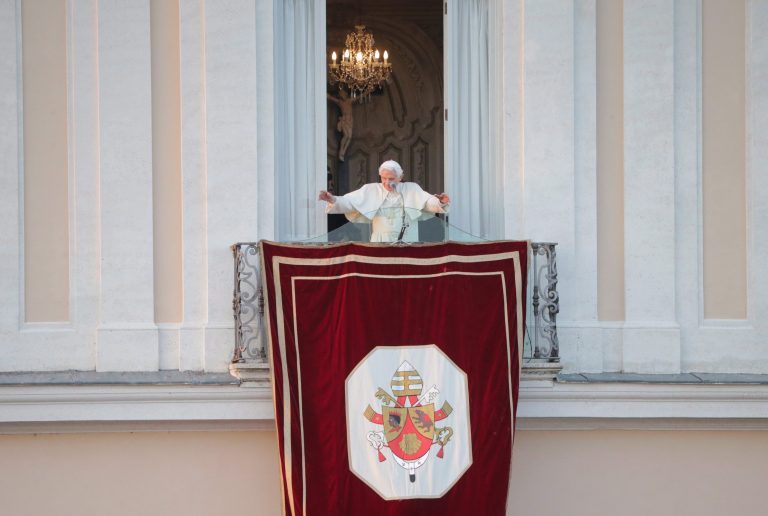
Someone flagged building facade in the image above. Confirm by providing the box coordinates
[1,0,767,514]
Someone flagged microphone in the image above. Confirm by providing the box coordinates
[394,182,408,242]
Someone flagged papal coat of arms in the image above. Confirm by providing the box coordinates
[363,360,455,483]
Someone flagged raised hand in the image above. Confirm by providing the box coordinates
[318,190,335,202]
[434,193,450,205]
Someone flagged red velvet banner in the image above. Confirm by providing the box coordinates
[260,241,528,516]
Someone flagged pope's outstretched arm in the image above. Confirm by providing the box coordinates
[318,189,358,214]
[420,188,450,214]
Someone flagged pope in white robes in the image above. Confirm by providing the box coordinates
[318,160,450,242]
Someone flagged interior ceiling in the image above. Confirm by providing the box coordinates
[326,0,443,49]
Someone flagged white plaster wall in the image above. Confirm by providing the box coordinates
[567,0,602,372]
[499,0,524,241]
[0,0,270,374]
[1,0,767,378]
[622,0,680,373]
[521,0,576,295]
[96,0,158,371]
[69,0,102,366]
[0,0,98,372]
[178,0,209,371]
[514,0,604,373]
[675,0,768,373]
[255,0,276,241]
[202,0,260,371]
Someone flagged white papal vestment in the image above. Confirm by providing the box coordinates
[326,183,448,242]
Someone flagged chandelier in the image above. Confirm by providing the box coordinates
[328,25,392,103]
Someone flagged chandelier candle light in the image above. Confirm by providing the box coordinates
[329,25,392,103]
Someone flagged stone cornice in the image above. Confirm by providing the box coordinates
[516,377,768,429]
[3,373,768,433]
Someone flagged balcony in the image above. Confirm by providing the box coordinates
[229,214,561,384]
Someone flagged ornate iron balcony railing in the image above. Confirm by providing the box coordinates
[231,242,560,368]
[529,242,559,362]
[232,243,266,363]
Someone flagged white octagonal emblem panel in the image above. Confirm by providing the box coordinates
[345,344,472,500]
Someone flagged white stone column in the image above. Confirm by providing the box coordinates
[203,0,259,371]
[572,0,602,371]
[0,0,21,335]
[522,1,603,370]
[672,0,701,371]
[256,0,275,241]
[70,0,101,361]
[747,1,768,340]
[622,0,680,373]
[522,0,575,249]
[96,0,158,371]
[499,0,524,240]
[177,0,207,371]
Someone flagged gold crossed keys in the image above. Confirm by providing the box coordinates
[375,387,400,407]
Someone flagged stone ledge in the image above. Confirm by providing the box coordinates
[4,368,768,434]
[558,372,768,384]
[0,370,239,386]
[0,419,275,435]
[521,361,563,380]
[0,382,272,429]
[3,375,768,432]
[229,361,271,388]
